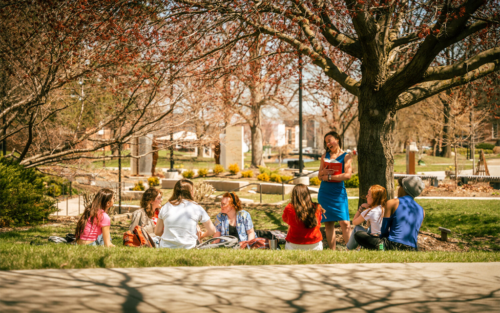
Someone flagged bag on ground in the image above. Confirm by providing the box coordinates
[239,238,270,249]
[48,236,67,244]
[195,236,239,249]
[123,226,156,248]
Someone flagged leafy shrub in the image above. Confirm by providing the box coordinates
[258,166,267,174]
[148,176,160,186]
[310,177,321,186]
[0,158,57,227]
[244,163,250,169]
[344,173,359,188]
[270,173,282,183]
[493,146,500,154]
[228,163,240,174]
[257,173,270,182]
[241,170,254,178]
[46,184,62,197]
[476,143,495,150]
[132,181,146,191]
[198,168,209,177]
[182,170,195,179]
[280,175,293,182]
[213,165,224,175]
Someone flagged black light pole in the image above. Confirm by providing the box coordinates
[2,115,6,156]
[169,132,174,171]
[118,141,122,214]
[298,51,303,175]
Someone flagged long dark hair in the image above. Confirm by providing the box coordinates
[291,184,323,228]
[75,188,114,239]
[169,179,195,206]
[323,131,342,151]
[141,188,161,218]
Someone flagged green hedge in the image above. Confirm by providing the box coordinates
[0,158,57,227]
[345,173,359,188]
[476,143,495,150]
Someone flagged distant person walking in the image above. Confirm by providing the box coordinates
[317,131,353,250]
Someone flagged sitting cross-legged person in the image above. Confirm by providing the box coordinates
[355,176,425,251]
[155,179,215,249]
[213,192,255,243]
[346,184,386,251]
[282,184,325,250]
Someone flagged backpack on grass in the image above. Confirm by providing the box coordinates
[195,236,239,249]
[123,226,156,248]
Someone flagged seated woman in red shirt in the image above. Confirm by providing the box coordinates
[282,184,325,250]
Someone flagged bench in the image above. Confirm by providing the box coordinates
[394,174,439,187]
[449,175,500,189]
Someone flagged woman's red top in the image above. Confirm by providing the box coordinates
[282,203,323,245]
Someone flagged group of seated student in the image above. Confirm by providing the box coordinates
[74,176,425,251]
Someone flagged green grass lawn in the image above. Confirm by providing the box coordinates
[1,199,499,270]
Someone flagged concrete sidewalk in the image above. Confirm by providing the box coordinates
[1,263,499,312]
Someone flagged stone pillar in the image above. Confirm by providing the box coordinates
[130,134,153,176]
[406,142,418,175]
[220,126,244,170]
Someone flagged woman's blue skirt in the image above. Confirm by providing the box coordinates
[318,181,350,222]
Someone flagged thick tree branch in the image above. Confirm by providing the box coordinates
[396,59,500,110]
[422,46,500,82]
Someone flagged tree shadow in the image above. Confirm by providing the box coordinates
[0,263,499,312]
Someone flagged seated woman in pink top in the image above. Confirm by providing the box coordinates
[75,188,115,247]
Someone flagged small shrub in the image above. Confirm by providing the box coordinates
[493,146,500,154]
[244,163,250,169]
[0,158,57,227]
[344,173,359,188]
[148,176,160,186]
[192,181,215,202]
[182,170,195,179]
[241,170,254,178]
[198,168,209,177]
[258,166,267,174]
[257,173,270,182]
[270,173,282,183]
[476,143,495,150]
[280,175,293,182]
[228,163,240,174]
[310,177,321,186]
[46,184,62,197]
[132,181,146,191]
[213,165,224,175]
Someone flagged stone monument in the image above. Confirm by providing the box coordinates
[220,126,244,170]
[130,134,153,176]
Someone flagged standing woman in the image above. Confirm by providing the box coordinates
[317,131,353,250]
[75,188,115,247]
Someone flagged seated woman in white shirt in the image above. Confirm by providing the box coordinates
[155,179,216,249]
[346,184,386,251]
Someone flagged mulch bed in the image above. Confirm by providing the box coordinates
[421,181,500,197]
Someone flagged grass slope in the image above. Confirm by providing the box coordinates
[1,199,499,270]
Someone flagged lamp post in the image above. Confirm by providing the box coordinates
[298,50,304,175]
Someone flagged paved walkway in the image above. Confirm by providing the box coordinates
[0,263,499,312]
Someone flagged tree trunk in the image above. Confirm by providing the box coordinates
[441,100,452,158]
[357,93,396,205]
[250,124,265,168]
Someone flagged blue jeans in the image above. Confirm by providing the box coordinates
[88,234,104,246]
[346,225,370,250]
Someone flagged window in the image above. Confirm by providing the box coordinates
[493,123,499,139]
